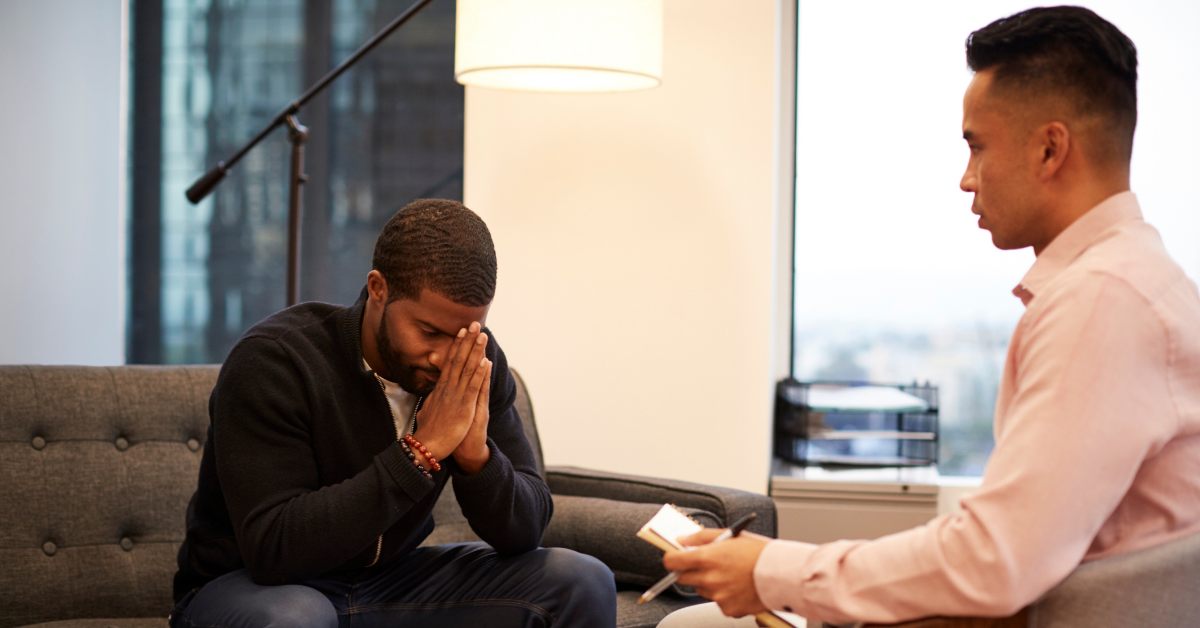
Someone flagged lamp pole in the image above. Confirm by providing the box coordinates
[185,0,439,307]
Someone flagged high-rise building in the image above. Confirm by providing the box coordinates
[132,0,462,364]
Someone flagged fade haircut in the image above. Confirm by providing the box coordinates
[372,199,497,306]
[966,6,1138,165]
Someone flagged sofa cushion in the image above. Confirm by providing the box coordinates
[0,366,218,628]
[1028,530,1200,627]
[510,369,544,478]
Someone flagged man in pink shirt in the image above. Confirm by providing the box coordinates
[659,6,1200,627]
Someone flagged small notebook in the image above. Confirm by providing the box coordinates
[636,504,704,554]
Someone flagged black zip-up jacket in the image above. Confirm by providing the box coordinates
[173,288,552,600]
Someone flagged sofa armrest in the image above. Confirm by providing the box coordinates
[542,494,721,591]
[1027,530,1200,628]
[546,465,777,538]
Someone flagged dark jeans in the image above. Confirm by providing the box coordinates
[171,543,616,628]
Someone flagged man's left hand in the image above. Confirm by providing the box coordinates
[664,529,772,618]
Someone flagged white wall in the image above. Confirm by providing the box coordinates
[464,0,784,493]
[0,0,126,365]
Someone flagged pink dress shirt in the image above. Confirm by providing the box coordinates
[754,192,1200,624]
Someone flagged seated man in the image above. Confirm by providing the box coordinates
[659,6,1200,627]
[171,199,616,628]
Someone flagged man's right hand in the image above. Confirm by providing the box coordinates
[411,322,491,463]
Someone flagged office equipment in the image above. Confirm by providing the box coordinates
[774,379,939,467]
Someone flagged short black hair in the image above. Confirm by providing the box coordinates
[966,6,1137,164]
[372,198,497,306]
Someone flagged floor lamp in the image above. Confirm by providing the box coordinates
[185,0,663,307]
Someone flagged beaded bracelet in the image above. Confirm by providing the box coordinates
[398,439,433,480]
[403,433,442,472]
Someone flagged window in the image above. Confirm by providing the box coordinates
[791,0,1200,476]
[128,0,463,364]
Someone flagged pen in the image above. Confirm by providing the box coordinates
[638,511,758,605]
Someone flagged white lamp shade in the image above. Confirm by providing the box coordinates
[455,0,663,93]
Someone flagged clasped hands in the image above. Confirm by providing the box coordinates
[663,528,773,618]
[408,324,773,615]
[411,322,492,475]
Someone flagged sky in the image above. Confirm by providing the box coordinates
[793,0,1200,332]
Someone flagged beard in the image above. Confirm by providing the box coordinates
[375,303,438,395]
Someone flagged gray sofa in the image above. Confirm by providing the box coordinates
[0,365,777,628]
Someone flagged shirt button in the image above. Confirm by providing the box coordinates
[31,436,46,450]
[187,438,201,452]
[43,541,57,556]
[120,537,134,551]
[115,437,129,451]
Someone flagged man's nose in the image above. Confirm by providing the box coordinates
[427,339,453,369]
[960,165,976,192]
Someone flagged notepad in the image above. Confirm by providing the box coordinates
[636,504,704,553]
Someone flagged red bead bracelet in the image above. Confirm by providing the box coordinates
[403,433,441,472]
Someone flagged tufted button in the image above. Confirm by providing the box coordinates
[115,436,129,451]
[42,541,57,556]
[120,537,134,551]
[187,438,201,452]
[31,436,46,450]
[783,606,793,613]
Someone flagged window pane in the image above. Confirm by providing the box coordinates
[324,0,464,309]
[141,0,462,364]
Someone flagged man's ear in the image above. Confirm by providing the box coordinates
[366,270,388,305]
[1036,121,1071,181]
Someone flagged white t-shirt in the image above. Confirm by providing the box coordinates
[363,358,417,438]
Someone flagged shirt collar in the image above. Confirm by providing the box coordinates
[363,357,413,395]
[363,357,388,382]
[1012,191,1142,306]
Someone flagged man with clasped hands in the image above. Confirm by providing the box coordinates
[171,199,617,627]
